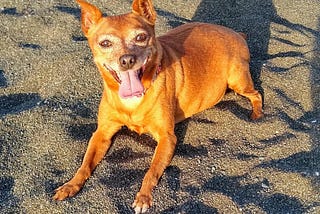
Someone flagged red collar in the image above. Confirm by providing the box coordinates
[152,64,161,82]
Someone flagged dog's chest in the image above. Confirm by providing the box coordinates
[117,98,148,134]
[120,96,143,110]
[123,115,148,135]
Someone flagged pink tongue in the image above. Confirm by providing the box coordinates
[119,70,144,98]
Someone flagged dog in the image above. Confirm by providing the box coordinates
[53,0,263,213]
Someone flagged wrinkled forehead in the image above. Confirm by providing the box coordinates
[93,13,154,39]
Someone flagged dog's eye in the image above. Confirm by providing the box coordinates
[135,33,148,42]
[99,40,112,48]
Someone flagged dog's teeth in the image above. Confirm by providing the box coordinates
[143,57,148,64]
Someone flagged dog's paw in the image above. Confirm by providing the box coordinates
[250,110,264,120]
[132,192,152,214]
[52,182,81,201]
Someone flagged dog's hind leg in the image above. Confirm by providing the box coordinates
[228,63,264,120]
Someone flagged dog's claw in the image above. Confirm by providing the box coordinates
[53,182,81,201]
[133,205,149,214]
[132,193,152,214]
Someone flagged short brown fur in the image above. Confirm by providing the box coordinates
[53,0,263,213]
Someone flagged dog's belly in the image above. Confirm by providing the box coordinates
[176,63,229,121]
[175,84,227,123]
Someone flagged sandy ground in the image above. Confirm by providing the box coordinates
[0,0,319,213]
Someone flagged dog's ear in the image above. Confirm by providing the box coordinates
[76,0,102,36]
[132,0,156,25]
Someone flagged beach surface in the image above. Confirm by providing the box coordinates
[1,0,319,213]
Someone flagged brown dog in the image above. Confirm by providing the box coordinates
[53,0,263,213]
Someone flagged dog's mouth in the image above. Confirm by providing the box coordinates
[103,58,148,99]
[104,63,145,85]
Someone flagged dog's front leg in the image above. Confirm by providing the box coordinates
[53,123,121,200]
[132,130,177,213]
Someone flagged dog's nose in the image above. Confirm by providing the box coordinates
[119,54,136,70]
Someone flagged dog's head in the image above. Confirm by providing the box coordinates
[76,0,160,99]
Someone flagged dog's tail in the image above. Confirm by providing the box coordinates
[238,32,247,40]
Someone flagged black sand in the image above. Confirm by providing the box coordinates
[1,0,319,213]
